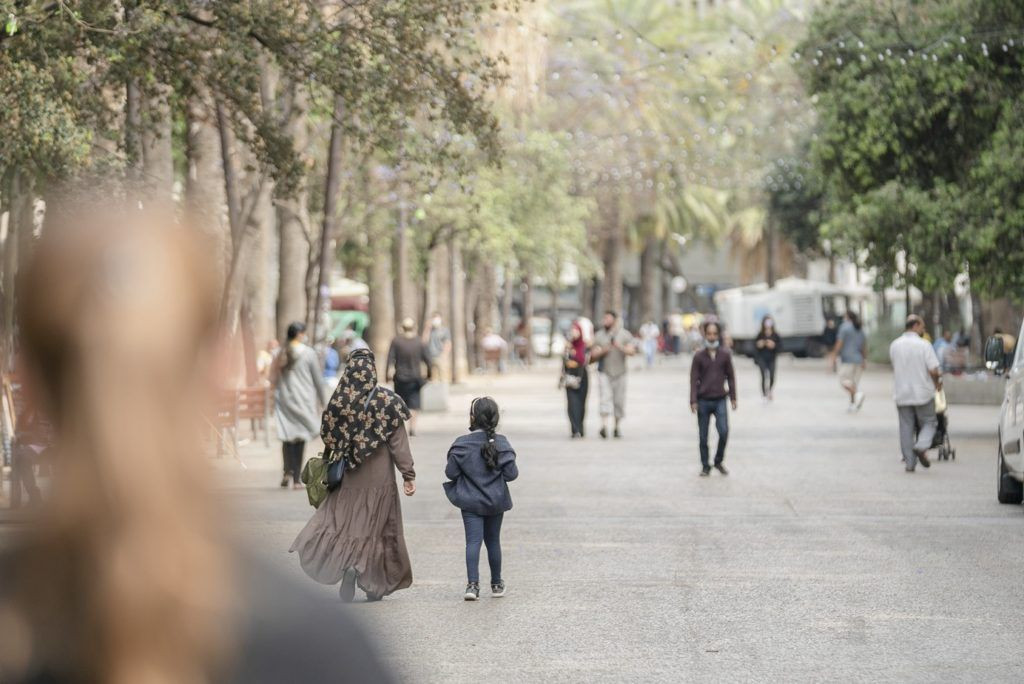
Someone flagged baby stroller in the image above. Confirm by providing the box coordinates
[932,390,956,461]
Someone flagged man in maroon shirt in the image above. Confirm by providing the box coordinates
[689,321,737,476]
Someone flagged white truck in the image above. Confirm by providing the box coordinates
[714,277,871,358]
[988,320,1024,506]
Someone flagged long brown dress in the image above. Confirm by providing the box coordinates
[290,424,415,597]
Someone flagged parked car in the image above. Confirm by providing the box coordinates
[986,320,1024,506]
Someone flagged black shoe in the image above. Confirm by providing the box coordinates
[280,476,290,488]
[364,591,383,602]
[613,428,621,439]
[339,569,357,603]
[599,427,608,439]
[916,451,931,468]
[700,466,711,477]
[714,463,729,475]
[491,580,506,598]
[464,582,480,601]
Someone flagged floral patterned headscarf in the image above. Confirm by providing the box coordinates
[321,348,410,469]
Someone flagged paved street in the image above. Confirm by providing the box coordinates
[222,356,1024,683]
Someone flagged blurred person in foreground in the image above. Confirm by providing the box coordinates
[0,205,392,684]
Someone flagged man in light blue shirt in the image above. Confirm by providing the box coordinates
[932,330,953,371]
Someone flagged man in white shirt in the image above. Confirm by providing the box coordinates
[889,315,943,472]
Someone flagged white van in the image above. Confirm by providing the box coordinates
[714,277,872,358]
[989,321,1024,506]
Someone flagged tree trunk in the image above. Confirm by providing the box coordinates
[185,97,229,289]
[246,179,274,348]
[970,291,985,356]
[580,278,594,323]
[125,80,143,183]
[449,236,468,382]
[521,271,534,365]
[2,172,33,370]
[473,261,498,370]
[548,270,560,357]
[393,189,414,325]
[765,217,776,288]
[239,299,259,386]
[367,232,396,376]
[311,95,345,347]
[275,91,310,342]
[639,236,657,323]
[601,214,624,316]
[216,104,269,335]
[142,88,175,203]
[500,266,515,343]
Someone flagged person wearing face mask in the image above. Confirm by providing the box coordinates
[689,321,737,476]
[754,315,782,402]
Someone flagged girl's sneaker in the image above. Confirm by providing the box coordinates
[491,581,506,598]
[464,582,480,601]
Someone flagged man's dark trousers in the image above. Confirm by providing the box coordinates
[697,397,729,467]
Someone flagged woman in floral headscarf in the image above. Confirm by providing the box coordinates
[290,348,417,602]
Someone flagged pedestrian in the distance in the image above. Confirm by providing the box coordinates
[639,319,660,368]
[690,321,737,477]
[592,311,637,439]
[754,315,781,402]
[831,311,867,412]
[272,321,327,489]
[425,310,452,381]
[561,321,590,438]
[889,315,942,472]
[444,397,519,601]
[386,317,432,436]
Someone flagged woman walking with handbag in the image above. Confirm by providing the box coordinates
[290,348,417,602]
[272,321,326,489]
[562,322,590,438]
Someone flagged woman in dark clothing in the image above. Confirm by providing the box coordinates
[443,397,519,601]
[562,321,590,438]
[754,315,782,401]
[386,317,432,436]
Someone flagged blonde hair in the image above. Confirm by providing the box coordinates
[1,206,235,683]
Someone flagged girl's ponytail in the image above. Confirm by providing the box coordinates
[469,396,501,470]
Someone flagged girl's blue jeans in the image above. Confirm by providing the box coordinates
[462,511,503,584]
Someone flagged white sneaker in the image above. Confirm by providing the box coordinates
[855,391,865,410]
[846,404,856,413]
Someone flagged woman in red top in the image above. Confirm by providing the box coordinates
[561,322,590,438]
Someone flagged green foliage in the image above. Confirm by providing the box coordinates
[0,1,506,190]
[415,131,595,284]
[799,0,1024,299]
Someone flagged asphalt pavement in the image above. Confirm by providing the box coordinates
[221,354,1024,683]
